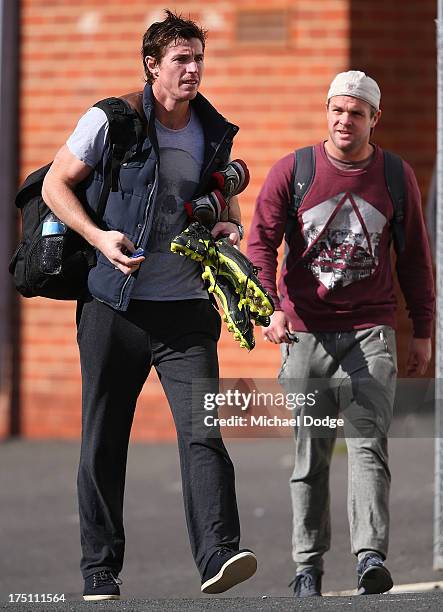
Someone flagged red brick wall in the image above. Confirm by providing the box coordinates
[15,0,434,439]
[349,0,437,373]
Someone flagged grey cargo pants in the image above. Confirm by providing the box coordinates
[279,325,397,571]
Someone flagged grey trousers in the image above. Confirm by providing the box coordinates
[279,325,397,571]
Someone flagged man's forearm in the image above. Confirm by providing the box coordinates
[42,173,103,248]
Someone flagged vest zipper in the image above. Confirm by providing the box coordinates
[135,165,159,248]
[116,166,159,310]
[199,126,236,192]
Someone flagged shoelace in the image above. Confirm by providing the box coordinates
[359,554,383,575]
[215,237,261,307]
[288,572,316,593]
[196,227,222,293]
[92,571,122,589]
[210,239,253,332]
[215,546,236,558]
[243,264,262,308]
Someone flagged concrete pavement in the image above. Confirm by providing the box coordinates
[0,431,442,609]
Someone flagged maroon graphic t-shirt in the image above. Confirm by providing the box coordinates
[247,142,434,337]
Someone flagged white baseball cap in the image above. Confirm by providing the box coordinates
[327,70,381,110]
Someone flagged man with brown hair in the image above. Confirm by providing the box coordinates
[42,9,256,600]
[248,71,434,596]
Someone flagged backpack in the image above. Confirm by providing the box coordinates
[9,93,146,300]
[286,146,406,254]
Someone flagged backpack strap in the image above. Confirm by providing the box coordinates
[94,93,146,210]
[285,146,315,242]
[384,150,406,254]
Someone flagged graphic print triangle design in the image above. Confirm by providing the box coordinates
[301,192,387,290]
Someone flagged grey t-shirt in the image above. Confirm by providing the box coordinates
[66,106,207,301]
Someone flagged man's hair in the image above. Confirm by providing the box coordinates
[141,9,207,83]
[327,99,378,118]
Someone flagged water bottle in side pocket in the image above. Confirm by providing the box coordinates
[39,213,67,274]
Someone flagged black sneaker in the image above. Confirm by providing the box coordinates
[289,567,322,597]
[202,266,255,350]
[83,570,121,601]
[171,223,274,317]
[357,552,393,594]
[201,548,257,594]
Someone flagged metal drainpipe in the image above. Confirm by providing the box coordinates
[435,0,443,570]
[0,0,20,436]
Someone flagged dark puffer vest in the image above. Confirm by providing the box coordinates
[83,83,239,311]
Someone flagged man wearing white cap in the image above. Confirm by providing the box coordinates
[247,71,434,596]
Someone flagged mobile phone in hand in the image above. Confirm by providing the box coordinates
[130,248,145,259]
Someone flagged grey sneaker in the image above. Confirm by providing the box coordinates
[290,567,322,597]
[184,189,227,228]
[357,552,393,594]
[210,159,250,199]
[183,160,249,229]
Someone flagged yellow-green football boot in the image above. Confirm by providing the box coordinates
[171,222,274,316]
[201,265,255,351]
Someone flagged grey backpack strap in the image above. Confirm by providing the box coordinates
[384,150,406,254]
[285,146,315,242]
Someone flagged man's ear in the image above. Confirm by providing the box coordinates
[145,56,159,79]
[371,109,382,129]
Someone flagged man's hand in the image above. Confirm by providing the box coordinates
[93,230,145,275]
[406,337,432,377]
[262,310,293,344]
[211,221,240,246]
